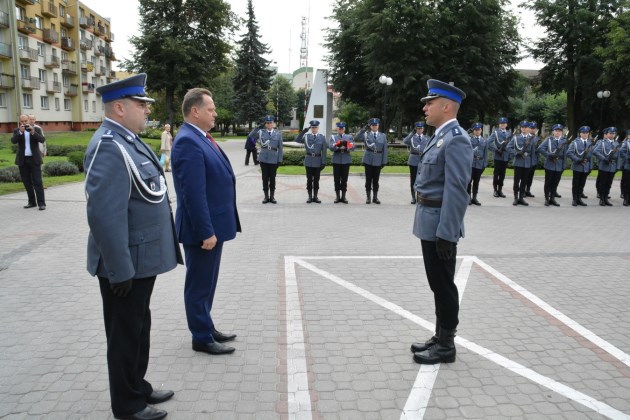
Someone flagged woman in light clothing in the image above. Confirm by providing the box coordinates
[161,124,173,171]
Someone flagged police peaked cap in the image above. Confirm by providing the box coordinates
[528,122,538,128]
[519,121,529,127]
[421,79,466,104]
[96,73,155,103]
[471,123,483,130]
[604,126,617,134]
[309,120,320,127]
[264,116,275,122]
[368,118,380,125]
[415,122,425,128]
[552,124,564,131]
[578,126,591,133]
[336,122,347,128]
[498,117,509,124]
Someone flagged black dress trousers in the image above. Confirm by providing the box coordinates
[420,240,459,330]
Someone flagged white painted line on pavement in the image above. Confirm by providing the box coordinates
[473,257,630,368]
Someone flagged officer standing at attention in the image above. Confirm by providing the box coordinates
[360,118,388,204]
[594,127,620,206]
[251,116,283,204]
[524,121,540,198]
[329,122,355,203]
[403,122,430,204]
[410,79,472,365]
[487,117,511,198]
[295,120,328,203]
[84,74,182,420]
[537,124,568,206]
[620,130,630,206]
[467,122,488,206]
[507,121,536,206]
[567,126,593,206]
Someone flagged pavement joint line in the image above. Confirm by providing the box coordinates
[289,256,630,420]
[473,257,630,368]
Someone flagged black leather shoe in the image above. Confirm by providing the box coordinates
[581,193,588,199]
[24,203,37,209]
[39,205,46,210]
[192,340,235,355]
[147,389,174,404]
[212,329,236,343]
[117,406,167,420]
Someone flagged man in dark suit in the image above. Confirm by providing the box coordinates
[410,79,472,365]
[171,88,241,356]
[84,74,182,420]
[11,114,46,210]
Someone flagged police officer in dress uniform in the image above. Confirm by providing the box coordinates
[250,116,283,204]
[488,117,511,198]
[295,120,328,203]
[467,122,488,206]
[567,126,593,206]
[329,122,355,203]
[410,79,472,365]
[593,127,620,206]
[403,122,430,204]
[537,124,568,207]
[84,74,182,420]
[507,121,536,206]
[524,121,540,198]
[359,118,388,204]
[621,130,630,206]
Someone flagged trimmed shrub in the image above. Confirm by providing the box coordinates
[67,151,85,172]
[43,161,79,176]
[0,166,22,183]
[47,144,87,156]
[139,127,164,139]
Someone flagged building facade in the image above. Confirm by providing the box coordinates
[0,0,118,132]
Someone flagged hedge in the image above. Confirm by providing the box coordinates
[0,166,21,183]
[67,151,85,172]
[43,161,79,176]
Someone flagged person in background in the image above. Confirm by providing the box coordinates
[537,124,568,206]
[487,117,511,198]
[244,130,259,166]
[160,124,173,172]
[11,114,46,210]
[359,118,388,204]
[295,120,327,203]
[507,121,536,206]
[328,122,354,203]
[593,127,620,206]
[567,126,593,206]
[620,130,630,206]
[28,114,46,158]
[524,121,540,198]
[403,122,430,204]
[250,116,283,204]
[467,122,487,206]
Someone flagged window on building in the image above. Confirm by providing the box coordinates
[18,36,27,50]
[53,73,59,83]
[92,101,96,113]
[62,75,69,87]
[37,42,45,56]
[59,5,65,18]
[34,16,43,29]
[61,28,67,38]
[52,47,58,58]
[40,96,49,110]
[64,98,71,110]
[23,93,33,109]
[38,69,46,83]
[61,51,68,62]
[84,99,88,112]
[20,64,30,79]
[16,6,26,21]
[55,97,60,111]
[0,93,6,108]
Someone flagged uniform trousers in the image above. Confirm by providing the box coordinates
[183,242,224,343]
[525,165,536,191]
[512,166,529,194]
[305,166,322,191]
[572,171,588,198]
[493,160,507,188]
[18,156,46,206]
[364,164,382,193]
[245,148,258,165]
[622,169,630,198]
[597,171,615,198]
[333,163,350,192]
[467,167,483,195]
[98,276,155,418]
[544,169,562,198]
[409,165,418,193]
[260,162,278,193]
[420,240,459,330]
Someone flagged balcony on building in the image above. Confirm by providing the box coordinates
[80,38,93,50]
[105,31,114,42]
[94,45,104,56]
[61,14,74,28]
[65,84,78,96]
[62,60,77,75]
[82,82,95,93]
[21,77,41,90]
[95,24,105,36]
[46,81,62,93]
[17,19,37,34]
[0,10,10,28]
[41,1,58,18]
[0,42,12,59]
[61,37,75,51]
[43,28,59,44]
[79,16,94,29]
[44,55,60,68]
[19,47,38,62]
[16,0,35,5]
[0,73,15,89]
[107,70,117,82]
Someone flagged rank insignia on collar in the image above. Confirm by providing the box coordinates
[437,139,444,148]
[150,181,156,191]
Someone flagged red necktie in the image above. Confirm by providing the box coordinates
[206,133,218,150]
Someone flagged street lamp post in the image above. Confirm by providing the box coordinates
[597,90,611,134]
[273,61,280,126]
[378,74,393,139]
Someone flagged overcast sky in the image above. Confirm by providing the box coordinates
[82,0,542,74]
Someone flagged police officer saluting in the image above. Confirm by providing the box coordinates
[359,118,388,204]
[567,126,593,206]
[467,122,488,206]
[295,120,328,203]
[537,124,568,206]
[488,117,511,198]
[250,116,283,204]
[403,122,430,204]
[329,122,355,203]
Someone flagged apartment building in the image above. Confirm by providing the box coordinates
[0,0,118,133]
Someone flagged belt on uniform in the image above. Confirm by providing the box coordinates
[308,153,321,157]
[265,146,278,151]
[367,150,383,154]
[416,193,442,208]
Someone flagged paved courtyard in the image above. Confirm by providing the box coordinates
[1,139,629,419]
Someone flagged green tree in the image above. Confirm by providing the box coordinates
[267,76,298,125]
[232,0,274,128]
[335,100,369,131]
[123,0,235,124]
[208,66,237,135]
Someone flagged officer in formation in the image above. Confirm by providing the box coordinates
[524,122,539,198]
[537,124,568,206]
[567,126,593,206]
[593,127,620,206]
[357,118,388,204]
[249,116,283,204]
[329,122,355,203]
[621,130,630,206]
[467,122,488,206]
[403,122,430,204]
[295,120,328,203]
[487,117,511,198]
[507,121,536,206]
